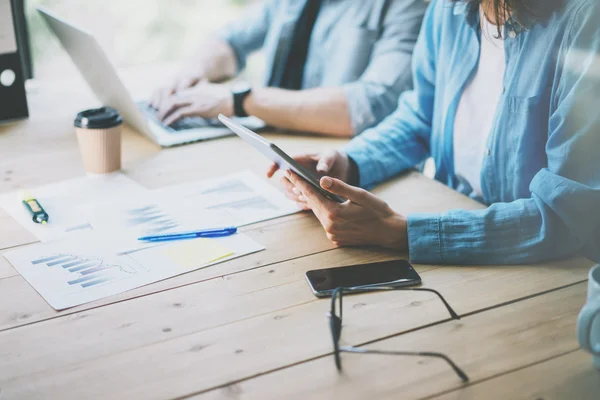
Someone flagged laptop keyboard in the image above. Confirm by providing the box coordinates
[137,102,219,132]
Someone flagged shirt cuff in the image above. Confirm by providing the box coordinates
[343,83,377,136]
[216,32,246,72]
[407,213,443,265]
[342,139,378,189]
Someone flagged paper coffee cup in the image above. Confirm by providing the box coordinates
[74,107,123,174]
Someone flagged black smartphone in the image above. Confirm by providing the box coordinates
[305,260,421,297]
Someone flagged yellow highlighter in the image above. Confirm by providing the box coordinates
[20,192,49,225]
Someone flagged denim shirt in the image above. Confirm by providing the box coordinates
[218,0,428,134]
[344,0,600,265]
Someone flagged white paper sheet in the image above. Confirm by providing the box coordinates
[0,0,17,55]
[3,232,264,310]
[0,173,148,242]
[154,170,299,227]
[80,194,235,254]
[83,194,227,237]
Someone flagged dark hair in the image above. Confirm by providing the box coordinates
[453,0,565,37]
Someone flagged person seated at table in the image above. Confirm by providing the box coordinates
[150,0,428,137]
[268,0,600,265]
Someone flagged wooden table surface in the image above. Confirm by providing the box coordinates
[1,66,599,400]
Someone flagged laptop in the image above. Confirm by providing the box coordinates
[37,6,265,147]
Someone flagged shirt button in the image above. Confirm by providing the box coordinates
[508,31,517,39]
[485,148,491,156]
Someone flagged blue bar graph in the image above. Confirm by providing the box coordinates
[62,259,90,269]
[67,274,103,285]
[31,255,67,265]
[81,278,111,288]
[68,262,99,272]
[80,265,113,276]
[31,253,140,290]
[128,205,180,234]
[47,256,78,267]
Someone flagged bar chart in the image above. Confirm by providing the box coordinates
[126,205,179,234]
[31,253,140,289]
[5,227,263,310]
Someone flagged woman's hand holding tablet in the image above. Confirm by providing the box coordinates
[266,151,354,209]
[218,114,346,203]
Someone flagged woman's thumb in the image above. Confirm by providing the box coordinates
[316,151,338,173]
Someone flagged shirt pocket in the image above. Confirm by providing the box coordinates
[500,87,552,190]
[506,87,552,115]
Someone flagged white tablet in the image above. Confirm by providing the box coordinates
[218,114,345,203]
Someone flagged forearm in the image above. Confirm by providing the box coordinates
[406,190,584,266]
[243,87,353,137]
[181,38,238,83]
[342,102,431,189]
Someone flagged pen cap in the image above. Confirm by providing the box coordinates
[74,107,123,174]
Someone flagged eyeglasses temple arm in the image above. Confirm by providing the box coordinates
[335,286,460,320]
[406,288,460,320]
[340,346,469,383]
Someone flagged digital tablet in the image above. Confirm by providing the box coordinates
[218,114,345,203]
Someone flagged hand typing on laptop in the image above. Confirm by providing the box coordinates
[148,0,427,137]
[38,7,244,147]
[155,81,234,127]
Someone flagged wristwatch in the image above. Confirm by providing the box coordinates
[232,84,252,118]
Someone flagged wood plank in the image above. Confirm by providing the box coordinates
[0,254,591,399]
[0,215,335,331]
[124,132,346,190]
[3,67,592,400]
[0,64,176,194]
[0,213,300,282]
[0,74,346,252]
[0,63,478,251]
[0,254,17,280]
[0,172,486,330]
[430,350,600,400]
[0,74,344,194]
[194,283,588,400]
[0,247,413,379]
[0,208,37,251]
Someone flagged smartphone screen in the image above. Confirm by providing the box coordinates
[305,260,421,296]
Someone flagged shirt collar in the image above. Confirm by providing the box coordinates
[455,2,481,31]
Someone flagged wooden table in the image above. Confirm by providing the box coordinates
[1,67,599,400]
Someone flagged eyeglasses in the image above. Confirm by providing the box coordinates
[327,286,469,382]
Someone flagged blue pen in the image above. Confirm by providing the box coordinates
[138,227,238,242]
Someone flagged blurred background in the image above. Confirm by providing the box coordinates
[25,0,263,80]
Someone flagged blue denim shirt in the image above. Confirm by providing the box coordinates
[344,0,600,265]
[218,0,428,134]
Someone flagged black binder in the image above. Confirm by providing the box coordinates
[0,0,29,122]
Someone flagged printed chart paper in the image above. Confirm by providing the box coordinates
[80,195,233,254]
[0,173,148,242]
[82,195,226,237]
[154,170,299,227]
[3,233,263,310]
[162,238,234,269]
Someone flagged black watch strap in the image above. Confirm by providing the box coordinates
[233,87,252,118]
